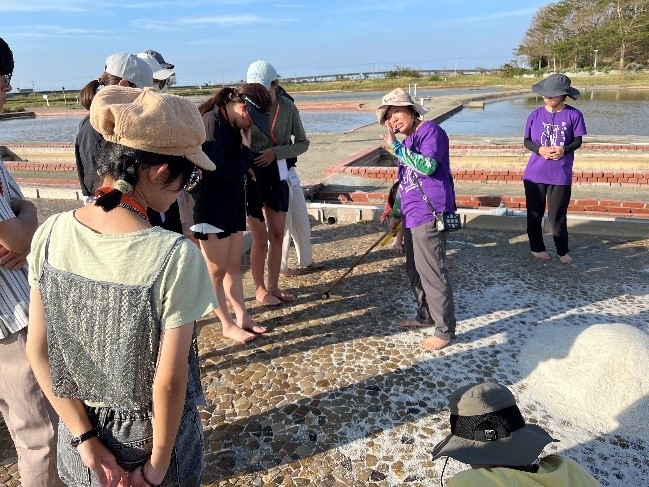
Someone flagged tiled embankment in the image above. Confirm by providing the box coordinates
[5,141,649,219]
[322,145,649,219]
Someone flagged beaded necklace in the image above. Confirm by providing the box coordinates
[94,187,150,222]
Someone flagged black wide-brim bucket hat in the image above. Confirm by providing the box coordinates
[431,382,559,466]
[532,73,580,100]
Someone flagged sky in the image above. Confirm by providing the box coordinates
[3,0,551,91]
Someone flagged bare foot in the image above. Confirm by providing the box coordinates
[270,290,296,302]
[256,290,282,306]
[421,336,451,351]
[222,322,256,343]
[558,254,573,264]
[531,251,551,261]
[239,317,267,334]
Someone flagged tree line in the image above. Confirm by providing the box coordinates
[515,0,649,71]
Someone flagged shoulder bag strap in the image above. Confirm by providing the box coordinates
[412,172,438,217]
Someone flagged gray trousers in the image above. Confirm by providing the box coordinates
[0,329,62,486]
[404,221,457,340]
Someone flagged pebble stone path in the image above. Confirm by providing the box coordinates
[2,216,648,486]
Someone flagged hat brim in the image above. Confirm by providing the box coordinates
[186,149,216,171]
[245,99,271,138]
[153,68,174,80]
[376,101,429,124]
[532,83,581,100]
[431,424,557,466]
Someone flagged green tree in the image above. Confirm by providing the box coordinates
[516,0,649,71]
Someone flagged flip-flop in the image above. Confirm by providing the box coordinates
[400,318,434,328]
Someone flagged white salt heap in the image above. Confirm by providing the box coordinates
[518,323,649,439]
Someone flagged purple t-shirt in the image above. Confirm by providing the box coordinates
[522,105,587,185]
[398,121,455,228]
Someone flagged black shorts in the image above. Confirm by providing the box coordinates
[193,176,246,240]
[247,164,289,217]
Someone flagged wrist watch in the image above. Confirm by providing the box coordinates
[70,428,98,447]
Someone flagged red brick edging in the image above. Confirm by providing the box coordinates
[11,141,649,219]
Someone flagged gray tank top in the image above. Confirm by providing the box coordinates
[38,217,203,411]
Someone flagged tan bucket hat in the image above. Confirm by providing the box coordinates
[90,86,215,171]
[432,382,558,466]
[376,88,429,124]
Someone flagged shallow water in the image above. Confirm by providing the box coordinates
[439,89,649,137]
[1,88,648,142]
[0,116,84,144]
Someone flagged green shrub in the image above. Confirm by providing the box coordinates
[626,62,645,72]
[385,68,421,79]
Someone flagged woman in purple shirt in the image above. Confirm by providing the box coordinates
[523,74,587,264]
[378,89,457,351]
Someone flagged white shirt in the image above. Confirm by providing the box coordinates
[0,158,30,338]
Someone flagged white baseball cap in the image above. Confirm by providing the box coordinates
[104,53,153,88]
[137,52,175,80]
[246,60,278,89]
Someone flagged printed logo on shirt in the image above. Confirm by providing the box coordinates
[400,166,419,193]
[541,120,567,147]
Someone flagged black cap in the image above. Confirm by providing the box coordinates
[0,38,14,76]
[241,94,271,138]
[145,50,174,70]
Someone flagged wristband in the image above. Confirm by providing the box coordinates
[140,464,162,487]
[70,428,98,447]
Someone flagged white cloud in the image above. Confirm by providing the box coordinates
[177,14,298,27]
[12,24,111,38]
[0,0,89,12]
[272,3,310,7]
[458,8,539,25]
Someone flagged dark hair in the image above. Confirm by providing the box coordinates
[408,106,422,119]
[79,72,136,110]
[0,38,14,76]
[198,83,272,116]
[94,139,195,212]
[388,181,400,208]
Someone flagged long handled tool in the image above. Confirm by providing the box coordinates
[320,221,402,299]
